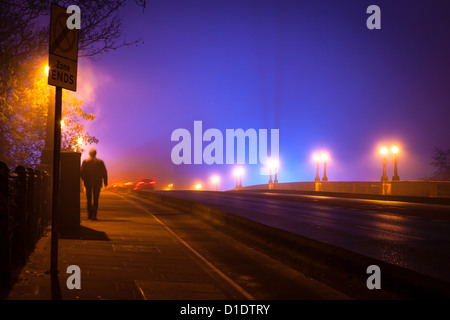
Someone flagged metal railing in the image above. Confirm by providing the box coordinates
[0,161,52,289]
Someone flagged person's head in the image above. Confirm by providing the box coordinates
[89,148,97,158]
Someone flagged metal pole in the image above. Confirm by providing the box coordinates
[50,86,62,275]
[392,154,400,181]
[274,166,278,184]
[323,160,328,182]
[381,156,388,181]
[315,161,320,182]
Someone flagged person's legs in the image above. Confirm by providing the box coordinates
[92,186,101,220]
[85,185,93,219]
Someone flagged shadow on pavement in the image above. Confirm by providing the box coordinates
[61,226,110,241]
[94,219,129,223]
[51,275,62,300]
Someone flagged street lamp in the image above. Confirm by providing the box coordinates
[273,159,279,184]
[233,167,244,190]
[75,136,83,152]
[392,146,400,181]
[267,158,275,185]
[211,175,220,191]
[321,152,329,182]
[313,153,321,182]
[165,183,174,191]
[380,147,388,181]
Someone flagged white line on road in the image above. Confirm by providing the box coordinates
[134,280,147,300]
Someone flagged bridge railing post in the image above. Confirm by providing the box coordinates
[44,171,52,228]
[11,166,28,268]
[25,168,36,254]
[0,162,12,289]
[33,170,43,239]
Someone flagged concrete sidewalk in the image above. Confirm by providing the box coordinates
[5,190,243,300]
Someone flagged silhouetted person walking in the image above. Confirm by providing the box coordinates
[81,149,108,220]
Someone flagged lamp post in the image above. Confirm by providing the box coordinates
[321,152,329,182]
[239,170,243,189]
[314,154,320,182]
[267,158,278,187]
[267,159,276,189]
[392,146,400,181]
[273,159,279,185]
[268,163,273,185]
[380,147,388,182]
[211,175,220,191]
[234,168,243,190]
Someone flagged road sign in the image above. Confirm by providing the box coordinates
[48,3,79,275]
[48,3,78,91]
[48,54,77,91]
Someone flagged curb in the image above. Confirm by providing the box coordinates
[235,189,450,206]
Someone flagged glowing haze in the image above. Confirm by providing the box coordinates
[74,0,449,190]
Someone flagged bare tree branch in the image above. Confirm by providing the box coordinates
[0,0,146,167]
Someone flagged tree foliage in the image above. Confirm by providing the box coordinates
[0,0,146,68]
[61,91,99,153]
[1,63,99,168]
[0,0,146,168]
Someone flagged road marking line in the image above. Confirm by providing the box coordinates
[117,194,255,300]
[134,280,147,300]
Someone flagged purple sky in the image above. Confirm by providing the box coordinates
[74,0,450,190]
